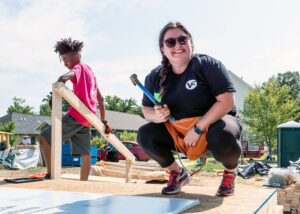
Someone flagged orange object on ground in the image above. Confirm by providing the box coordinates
[30,173,47,178]
[164,117,208,160]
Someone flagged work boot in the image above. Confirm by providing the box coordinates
[217,170,236,196]
[162,168,190,195]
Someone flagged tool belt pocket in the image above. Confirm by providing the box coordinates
[164,117,208,160]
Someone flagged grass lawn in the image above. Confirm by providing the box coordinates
[243,153,278,164]
[174,152,278,173]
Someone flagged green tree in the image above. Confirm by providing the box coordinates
[105,95,144,118]
[41,92,71,114]
[240,79,300,152]
[120,131,137,141]
[274,71,300,122]
[0,121,16,133]
[91,136,106,148]
[0,121,17,145]
[274,71,300,100]
[39,103,52,116]
[7,97,35,114]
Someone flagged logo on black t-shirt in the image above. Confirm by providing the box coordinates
[185,80,197,90]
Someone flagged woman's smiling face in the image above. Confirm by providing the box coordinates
[160,28,192,72]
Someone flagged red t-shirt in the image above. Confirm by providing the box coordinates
[67,63,97,127]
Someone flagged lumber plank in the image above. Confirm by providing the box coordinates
[125,159,132,183]
[54,82,135,163]
[0,132,11,149]
[119,160,160,167]
[51,83,62,180]
[98,161,164,171]
[16,145,39,150]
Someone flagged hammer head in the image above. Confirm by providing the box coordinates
[130,74,139,86]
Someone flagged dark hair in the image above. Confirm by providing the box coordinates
[158,22,194,97]
[54,38,84,56]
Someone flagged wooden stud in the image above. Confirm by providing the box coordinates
[125,158,132,183]
[51,82,62,180]
[54,82,135,164]
[0,132,11,149]
[6,134,10,149]
[16,145,39,149]
[53,82,135,182]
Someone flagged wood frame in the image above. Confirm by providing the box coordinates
[0,131,12,149]
[51,82,135,182]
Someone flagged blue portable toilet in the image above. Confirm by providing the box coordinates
[277,121,300,167]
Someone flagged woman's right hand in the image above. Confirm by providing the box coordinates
[153,104,170,123]
[142,104,170,123]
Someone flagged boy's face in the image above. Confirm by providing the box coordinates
[61,52,80,70]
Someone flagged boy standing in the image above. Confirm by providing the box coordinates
[39,38,111,181]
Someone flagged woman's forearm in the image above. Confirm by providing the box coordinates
[196,92,235,130]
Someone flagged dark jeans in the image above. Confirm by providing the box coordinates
[137,114,243,169]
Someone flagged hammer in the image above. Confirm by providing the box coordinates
[130,74,175,122]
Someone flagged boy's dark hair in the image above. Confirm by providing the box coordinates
[54,38,84,55]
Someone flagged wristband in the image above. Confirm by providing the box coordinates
[194,125,202,135]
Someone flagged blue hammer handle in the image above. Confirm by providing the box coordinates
[130,74,175,122]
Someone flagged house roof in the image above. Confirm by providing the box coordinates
[0,113,51,135]
[0,110,148,135]
[228,70,252,89]
[96,110,148,131]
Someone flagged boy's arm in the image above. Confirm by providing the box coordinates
[97,87,105,121]
[97,87,112,134]
[57,71,76,83]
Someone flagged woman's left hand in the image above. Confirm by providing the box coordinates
[184,128,201,147]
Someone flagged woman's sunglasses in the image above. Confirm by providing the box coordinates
[164,35,188,48]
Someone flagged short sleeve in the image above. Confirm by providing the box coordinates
[70,64,82,84]
[198,55,235,96]
[141,66,161,107]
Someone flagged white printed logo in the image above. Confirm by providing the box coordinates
[185,79,197,90]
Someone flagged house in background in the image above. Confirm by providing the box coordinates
[0,113,51,145]
[228,70,252,114]
[228,71,261,146]
[0,110,148,146]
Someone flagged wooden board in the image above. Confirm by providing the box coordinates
[51,82,62,180]
[97,161,164,171]
[52,82,135,182]
[0,131,11,149]
[54,82,135,163]
[16,145,39,150]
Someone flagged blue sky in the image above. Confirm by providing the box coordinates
[0,0,299,116]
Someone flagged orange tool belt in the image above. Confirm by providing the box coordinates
[164,117,208,176]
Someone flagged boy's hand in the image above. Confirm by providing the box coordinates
[57,71,76,84]
[57,75,69,83]
[49,95,52,109]
[102,120,112,134]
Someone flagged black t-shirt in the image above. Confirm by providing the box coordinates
[142,54,236,120]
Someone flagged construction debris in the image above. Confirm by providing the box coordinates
[91,161,169,182]
[277,182,300,213]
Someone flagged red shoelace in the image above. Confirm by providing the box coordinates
[167,171,180,187]
[217,171,235,189]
